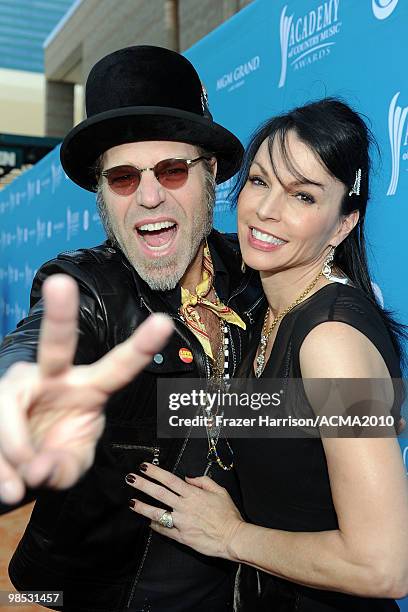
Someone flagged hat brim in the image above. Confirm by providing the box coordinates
[60,106,244,190]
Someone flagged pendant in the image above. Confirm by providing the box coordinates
[255,352,265,378]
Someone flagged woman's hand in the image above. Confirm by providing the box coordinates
[126,462,245,559]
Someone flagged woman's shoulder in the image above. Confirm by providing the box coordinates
[290,282,401,377]
[293,282,382,328]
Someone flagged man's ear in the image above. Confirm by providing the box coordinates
[332,209,359,247]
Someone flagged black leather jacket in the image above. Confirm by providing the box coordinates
[0,230,264,612]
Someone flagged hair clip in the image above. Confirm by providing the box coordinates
[349,168,362,196]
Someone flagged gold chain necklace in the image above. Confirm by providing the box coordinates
[255,270,324,378]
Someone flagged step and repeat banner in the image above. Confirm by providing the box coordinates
[0,3,407,604]
[2,1,407,338]
[0,148,104,328]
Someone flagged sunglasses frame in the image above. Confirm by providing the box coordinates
[100,155,213,195]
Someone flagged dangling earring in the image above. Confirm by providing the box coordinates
[322,247,335,279]
[241,259,246,273]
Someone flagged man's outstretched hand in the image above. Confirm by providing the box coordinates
[0,274,174,505]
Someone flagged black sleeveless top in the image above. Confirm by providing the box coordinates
[232,283,402,611]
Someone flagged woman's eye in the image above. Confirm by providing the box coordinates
[293,191,315,204]
[248,175,267,187]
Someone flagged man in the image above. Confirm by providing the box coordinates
[0,46,262,611]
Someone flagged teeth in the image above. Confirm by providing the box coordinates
[252,228,286,245]
[139,221,176,232]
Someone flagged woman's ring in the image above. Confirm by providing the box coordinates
[158,510,174,529]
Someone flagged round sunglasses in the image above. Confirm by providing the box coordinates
[100,156,212,196]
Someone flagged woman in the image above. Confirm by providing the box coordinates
[125,99,408,610]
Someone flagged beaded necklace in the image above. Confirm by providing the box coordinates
[204,318,234,471]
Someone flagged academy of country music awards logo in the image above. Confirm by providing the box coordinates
[386,92,408,196]
[372,2,403,196]
[278,0,341,88]
[372,0,399,20]
[403,445,408,475]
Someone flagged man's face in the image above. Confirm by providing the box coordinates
[98,141,215,290]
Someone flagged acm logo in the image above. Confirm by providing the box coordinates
[372,0,399,20]
[278,1,340,89]
[386,92,408,196]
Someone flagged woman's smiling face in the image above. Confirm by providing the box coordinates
[238,131,350,275]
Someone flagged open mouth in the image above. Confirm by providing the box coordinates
[250,227,287,245]
[136,220,178,250]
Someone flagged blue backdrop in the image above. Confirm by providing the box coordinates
[0,1,407,604]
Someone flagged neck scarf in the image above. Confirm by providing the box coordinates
[180,242,246,359]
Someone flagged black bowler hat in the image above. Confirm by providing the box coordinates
[60,45,244,191]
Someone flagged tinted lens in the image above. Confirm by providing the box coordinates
[106,166,141,195]
[155,159,189,188]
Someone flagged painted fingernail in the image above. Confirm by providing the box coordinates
[129,499,136,510]
[125,474,136,484]
[139,463,148,472]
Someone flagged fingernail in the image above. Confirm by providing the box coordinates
[139,463,148,472]
[125,474,136,484]
[129,499,136,510]
[0,480,20,505]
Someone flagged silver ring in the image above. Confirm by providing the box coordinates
[158,510,174,529]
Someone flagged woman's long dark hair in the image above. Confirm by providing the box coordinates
[230,97,407,366]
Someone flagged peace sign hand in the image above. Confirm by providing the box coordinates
[0,274,173,505]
